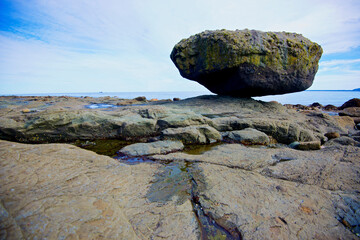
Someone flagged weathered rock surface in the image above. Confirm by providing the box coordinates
[171,29,323,97]
[297,140,321,150]
[161,125,221,144]
[119,140,184,156]
[0,95,355,145]
[340,98,360,109]
[191,163,357,239]
[0,140,199,239]
[340,107,360,117]
[224,128,270,145]
[1,137,360,239]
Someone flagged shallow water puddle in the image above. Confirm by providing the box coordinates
[73,139,133,157]
[75,138,238,239]
[183,142,223,155]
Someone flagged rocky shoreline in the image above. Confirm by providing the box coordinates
[0,95,360,239]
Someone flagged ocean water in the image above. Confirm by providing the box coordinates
[8,90,360,107]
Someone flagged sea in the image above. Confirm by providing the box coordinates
[7,90,360,107]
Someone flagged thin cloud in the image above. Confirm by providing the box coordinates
[1,0,360,94]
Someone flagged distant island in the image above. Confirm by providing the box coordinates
[353,88,360,91]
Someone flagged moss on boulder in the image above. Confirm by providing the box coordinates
[171,29,323,97]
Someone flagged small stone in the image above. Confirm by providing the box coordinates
[21,108,31,113]
[324,132,340,140]
[289,141,300,149]
[297,141,321,150]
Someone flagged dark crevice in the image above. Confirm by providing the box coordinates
[190,177,242,240]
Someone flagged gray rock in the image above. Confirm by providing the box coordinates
[297,141,321,150]
[190,162,355,239]
[171,29,322,97]
[339,107,360,117]
[225,128,270,145]
[324,136,360,147]
[119,140,184,156]
[161,125,221,144]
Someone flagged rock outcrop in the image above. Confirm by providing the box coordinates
[119,140,184,156]
[171,29,323,97]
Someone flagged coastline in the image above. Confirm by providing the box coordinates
[0,94,359,239]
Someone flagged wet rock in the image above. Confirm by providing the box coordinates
[339,98,360,109]
[119,140,184,156]
[297,141,321,150]
[161,125,221,144]
[154,144,280,170]
[325,132,340,140]
[334,194,360,235]
[225,128,270,145]
[289,141,300,149]
[171,29,322,97]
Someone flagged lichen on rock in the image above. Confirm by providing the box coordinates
[171,29,323,97]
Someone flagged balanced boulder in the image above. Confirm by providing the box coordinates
[171,29,323,97]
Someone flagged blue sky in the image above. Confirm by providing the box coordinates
[0,0,359,94]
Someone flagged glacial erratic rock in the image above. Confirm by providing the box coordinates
[171,29,322,97]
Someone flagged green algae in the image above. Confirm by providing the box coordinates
[183,142,223,155]
[146,161,192,205]
[73,139,132,157]
[171,29,322,81]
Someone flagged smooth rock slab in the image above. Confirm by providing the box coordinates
[171,29,323,97]
[0,140,199,239]
[191,163,356,239]
[119,140,184,156]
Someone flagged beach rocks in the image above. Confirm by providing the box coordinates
[325,132,340,140]
[339,98,360,109]
[171,29,322,97]
[339,107,360,117]
[297,140,321,150]
[119,140,184,156]
[224,128,270,145]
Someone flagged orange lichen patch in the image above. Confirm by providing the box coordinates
[300,206,313,214]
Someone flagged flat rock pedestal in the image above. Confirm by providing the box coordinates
[1,140,359,239]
